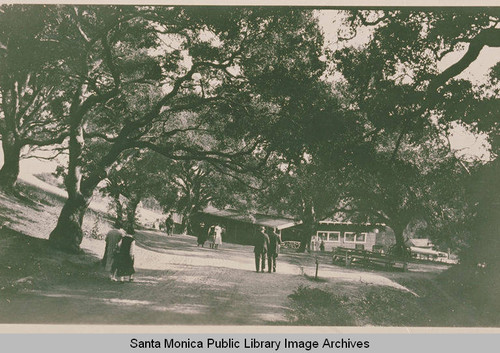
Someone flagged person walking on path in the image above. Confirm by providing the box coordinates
[102,227,124,279]
[196,222,207,247]
[214,224,223,249]
[113,233,136,282]
[254,226,270,272]
[165,214,174,236]
[267,227,282,273]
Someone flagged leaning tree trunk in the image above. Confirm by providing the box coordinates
[48,83,125,253]
[49,120,89,253]
[0,133,22,191]
[113,195,124,229]
[49,193,89,253]
[49,137,129,252]
[125,196,140,235]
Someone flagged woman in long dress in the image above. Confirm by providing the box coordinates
[102,228,124,279]
[214,225,223,249]
[114,233,135,282]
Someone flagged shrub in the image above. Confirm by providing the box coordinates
[287,285,354,325]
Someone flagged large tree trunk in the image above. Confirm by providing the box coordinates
[181,205,198,235]
[391,224,410,259]
[48,83,124,253]
[298,222,315,252]
[125,196,140,235]
[49,141,128,252]
[298,200,316,252]
[49,119,88,253]
[48,193,88,253]
[0,133,21,191]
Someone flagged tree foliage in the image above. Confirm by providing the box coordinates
[0,6,69,190]
[41,6,327,252]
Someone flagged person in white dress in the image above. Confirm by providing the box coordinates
[213,224,223,249]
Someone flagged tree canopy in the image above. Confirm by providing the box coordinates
[0,6,498,265]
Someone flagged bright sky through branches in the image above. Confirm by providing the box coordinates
[315,9,499,161]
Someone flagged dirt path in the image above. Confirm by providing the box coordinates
[0,226,421,325]
[2,186,458,326]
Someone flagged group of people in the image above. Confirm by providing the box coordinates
[102,227,136,282]
[310,235,325,252]
[254,226,282,273]
[196,223,223,249]
[102,223,284,281]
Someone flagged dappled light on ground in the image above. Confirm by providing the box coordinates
[128,230,418,294]
[1,191,460,325]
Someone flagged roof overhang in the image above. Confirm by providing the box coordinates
[201,208,301,230]
[319,220,386,227]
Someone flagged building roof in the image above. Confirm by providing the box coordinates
[410,247,445,257]
[408,238,433,248]
[201,207,301,230]
[319,219,385,227]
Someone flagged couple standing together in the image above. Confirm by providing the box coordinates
[102,228,135,282]
[254,226,282,273]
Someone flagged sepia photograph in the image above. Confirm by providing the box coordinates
[0,2,499,329]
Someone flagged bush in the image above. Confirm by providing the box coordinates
[287,285,354,326]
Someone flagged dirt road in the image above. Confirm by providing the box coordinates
[0,227,421,326]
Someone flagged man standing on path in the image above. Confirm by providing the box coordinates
[165,214,174,236]
[254,226,270,272]
[267,227,282,273]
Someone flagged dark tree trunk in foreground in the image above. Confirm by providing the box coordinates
[49,193,88,253]
[49,110,126,252]
[0,134,21,191]
[49,121,97,253]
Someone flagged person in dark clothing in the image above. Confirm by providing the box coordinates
[267,228,282,273]
[165,215,174,236]
[196,222,207,247]
[207,225,215,249]
[254,226,270,272]
[114,233,135,282]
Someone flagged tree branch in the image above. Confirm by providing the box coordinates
[429,27,500,93]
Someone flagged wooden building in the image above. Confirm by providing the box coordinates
[193,207,301,245]
[311,220,387,252]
